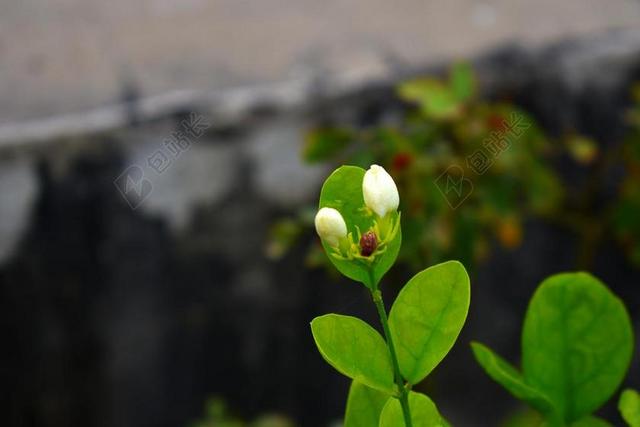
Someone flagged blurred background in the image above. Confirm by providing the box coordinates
[1,1,640,426]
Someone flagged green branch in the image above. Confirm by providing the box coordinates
[370,273,413,427]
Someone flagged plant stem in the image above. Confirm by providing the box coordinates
[370,284,413,427]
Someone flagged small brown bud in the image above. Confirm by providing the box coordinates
[359,231,378,256]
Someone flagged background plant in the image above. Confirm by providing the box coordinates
[269,63,562,272]
[612,83,640,267]
[472,272,634,426]
[619,388,640,427]
[189,397,294,427]
[268,66,640,275]
[310,165,470,426]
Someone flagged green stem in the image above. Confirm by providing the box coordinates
[370,279,413,427]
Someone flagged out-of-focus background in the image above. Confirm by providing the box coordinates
[1,1,640,426]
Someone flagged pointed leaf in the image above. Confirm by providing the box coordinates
[311,314,395,393]
[471,342,555,416]
[389,260,470,384]
[378,391,445,427]
[344,381,390,427]
[522,272,634,423]
[619,389,640,427]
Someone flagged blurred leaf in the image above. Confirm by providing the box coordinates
[397,78,461,120]
[450,62,475,102]
[318,166,401,287]
[500,407,544,427]
[619,389,640,427]
[378,391,445,427]
[528,163,563,214]
[566,135,598,165]
[303,128,353,163]
[265,219,302,260]
[304,242,330,269]
[310,314,395,394]
[471,342,556,417]
[522,272,634,423]
[389,261,470,384]
[570,416,613,427]
[251,415,294,427]
[344,380,390,427]
[190,397,243,427]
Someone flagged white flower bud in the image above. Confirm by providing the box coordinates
[314,207,348,246]
[362,164,399,217]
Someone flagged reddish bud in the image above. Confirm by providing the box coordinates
[359,231,378,256]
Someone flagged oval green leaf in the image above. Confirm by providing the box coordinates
[389,260,470,384]
[310,314,395,394]
[344,380,390,427]
[318,165,401,288]
[522,272,634,423]
[471,342,556,416]
[378,391,445,427]
[619,389,640,427]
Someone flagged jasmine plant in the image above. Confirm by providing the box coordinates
[311,164,471,426]
[472,272,634,426]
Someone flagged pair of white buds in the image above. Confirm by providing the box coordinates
[315,165,399,247]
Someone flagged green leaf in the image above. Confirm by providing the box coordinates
[389,260,470,384]
[470,342,555,416]
[378,391,445,427]
[310,314,395,394]
[344,381,390,427]
[449,62,475,102]
[619,389,640,427]
[522,272,634,423]
[318,166,401,287]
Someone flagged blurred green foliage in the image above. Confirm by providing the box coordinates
[268,64,640,273]
[612,83,640,266]
[189,397,293,427]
